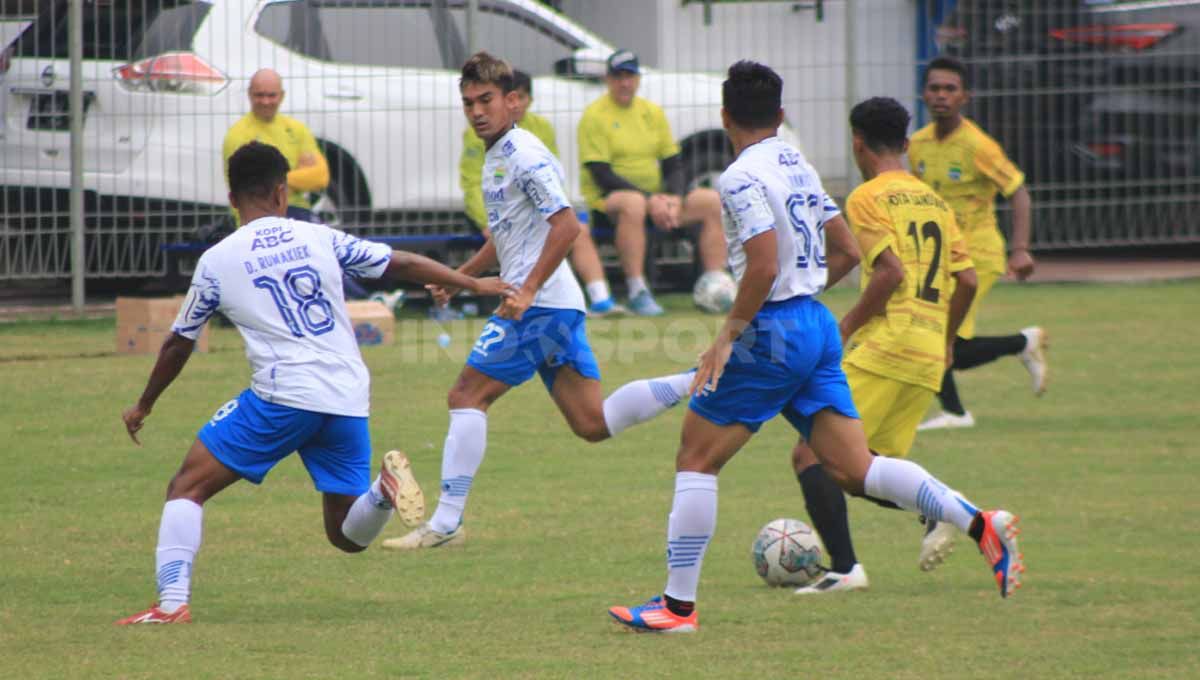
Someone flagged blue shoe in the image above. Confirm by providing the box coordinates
[608,595,698,633]
[627,290,664,317]
[587,298,627,318]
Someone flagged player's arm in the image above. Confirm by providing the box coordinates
[691,228,777,397]
[838,247,904,344]
[946,267,978,350]
[823,214,861,287]
[122,332,197,445]
[424,238,500,307]
[497,207,579,320]
[123,269,219,444]
[385,249,511,298]
[1007,185,1034,280]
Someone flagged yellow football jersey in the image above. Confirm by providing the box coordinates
[222,113,325,210]
[577,94,680,211]
[908,118,1024,274]
[460,112,558,228]
[842,170,974,391]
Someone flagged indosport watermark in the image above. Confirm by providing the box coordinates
[389,314,814,367]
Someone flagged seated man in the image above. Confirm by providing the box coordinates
[460,70,623,316]
[578,50,728,316]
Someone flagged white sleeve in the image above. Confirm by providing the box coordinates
[328,227,393,279]
[171,258,221,339]
[516,153,571,218]
[719,170,775,243]
[822,192,842,221]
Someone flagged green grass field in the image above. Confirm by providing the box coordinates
[2,281,1199,679]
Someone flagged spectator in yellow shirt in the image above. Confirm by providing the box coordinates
[222,68,329,223]
[577,50,728,316]
[460,70,622,316]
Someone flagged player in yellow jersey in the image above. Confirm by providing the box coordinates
[459,70,621,316]
[909,56,1048,430]
[790,97,986,592]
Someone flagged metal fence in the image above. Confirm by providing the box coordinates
[1,0,1198,288]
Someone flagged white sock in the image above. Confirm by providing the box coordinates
[341,482,395,547]
[627,276,649,298]
[602,372,692,437]
[585,280,612,305]
[155,499,202,613]
[663,472,718,603]
[864,457,979,532]
[429,408,487,534]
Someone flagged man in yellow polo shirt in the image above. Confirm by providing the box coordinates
[460,70,621,316]
[577,50,727,316]
[222,68,329,224]
[908,56,1048,430]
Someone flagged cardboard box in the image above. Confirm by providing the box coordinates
[116,296,209,355]
[346,300,394,347]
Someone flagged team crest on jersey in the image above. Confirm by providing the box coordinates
[502,140,516,156]
[492,165,507,185]
[948,162,963,181]
[916,160,925,176]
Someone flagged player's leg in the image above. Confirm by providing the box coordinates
[115,437,240,625]
[609,410,754,633]
[384,363,511,550]
[790,438,865,593]
[570,225,621,315]
[299,415,424,552]
[927,271,995,427]
[807,409,1024,597]
[605,190,661,315]
[679,187,728,274]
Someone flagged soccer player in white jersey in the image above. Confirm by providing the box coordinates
[116,142,512,624]
[608,62,1024,633]
[384,53,697,550]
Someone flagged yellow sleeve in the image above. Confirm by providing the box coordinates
[577,108,610,164]
[654,104,681,159]
[286,123,329,192]
[459,128,487,228]
[974,138,1024,197]
[846,190,895,267]
[944,211,974,273]
[525,112,558,158]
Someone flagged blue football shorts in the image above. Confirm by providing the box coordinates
[466,306,601,391]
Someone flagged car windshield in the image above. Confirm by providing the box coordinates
[13,0,211,61]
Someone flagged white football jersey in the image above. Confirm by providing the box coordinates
[482,126,586,312]
[172,217,393,417]
[717,136,841,301]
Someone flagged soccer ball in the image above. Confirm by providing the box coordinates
[752,518,825,587]
[692,270,737,314]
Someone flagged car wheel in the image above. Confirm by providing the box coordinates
[679,146,732,193]
[313,149,371,228]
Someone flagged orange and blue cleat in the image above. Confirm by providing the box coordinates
[115,603,192,625]
[608,595,698,633]
[977,510,1024,598]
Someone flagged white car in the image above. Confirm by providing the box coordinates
[0,0,803,278]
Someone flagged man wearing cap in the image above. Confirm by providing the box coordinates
[577,49,728,316]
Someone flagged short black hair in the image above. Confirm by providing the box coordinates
[849,97,911,154]
[513,69,532,97]
[923,55,970,89]
[722,60,782,129]
[228,141,289,201]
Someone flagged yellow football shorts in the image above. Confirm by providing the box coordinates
[953,269,999,340]
[845,363,936,458]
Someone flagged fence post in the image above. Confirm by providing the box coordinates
[69,0,85,312]
[466,0,479,56]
